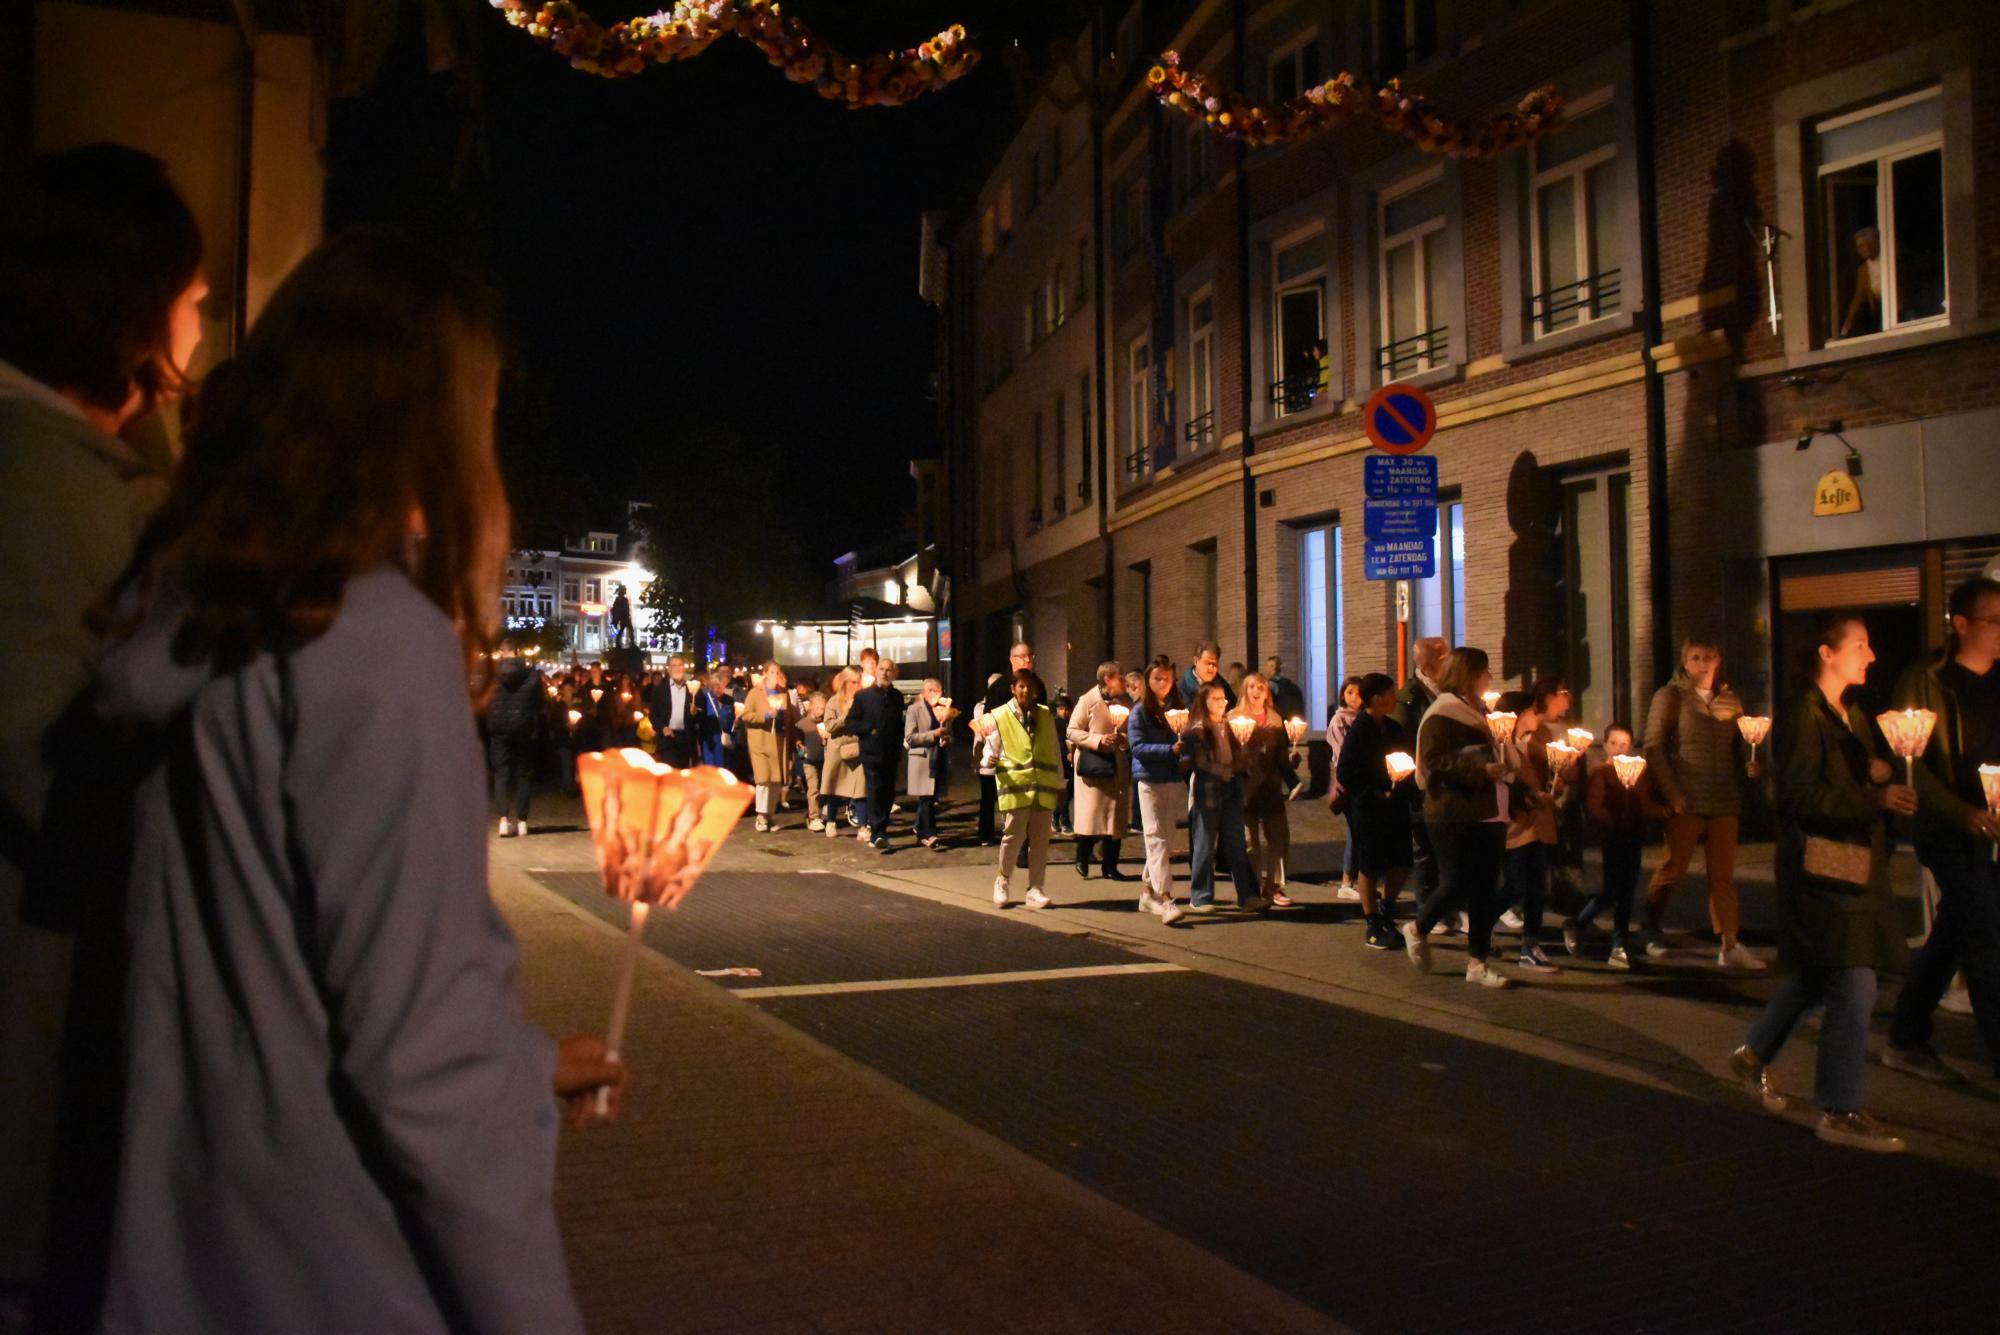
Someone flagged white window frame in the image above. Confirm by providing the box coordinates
[1528,88,1620,339]
[1271,223,1328,417]
[1299,523,1344,733]
[1125,332,1152,479]
[1378,166,1448,379]
[583,578,600,604]
[1185,285,1216,448]
[1815,85,1947,345]
[562,578,579,604]
[1267,29,1319,104]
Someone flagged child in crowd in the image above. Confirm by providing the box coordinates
[1565,723,1667,969]
[796,691,829,831]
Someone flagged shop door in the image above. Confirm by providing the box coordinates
[1772,555,1924,724]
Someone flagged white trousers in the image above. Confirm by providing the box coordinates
[996,806,1053,892]
[1135,782,1183,904]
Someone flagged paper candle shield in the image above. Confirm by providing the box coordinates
[1486,711,1518,745]
[1736,715,1772,747]
[1106,703,1131,726]
[567,709,583,727]
[936,697,953,715]
[1545,740,1580,778]
[1165,708,1190,734]
[578,750,753,908]
[1481,690,1502,711]
[1227,716,1257,744]
[1876,708,1937,759]
[1286,716,1309,745]
[1384,751,1417,784]
[1611,753,1647,789]
[1982,764,2000,810]
[1565,728,1594,752]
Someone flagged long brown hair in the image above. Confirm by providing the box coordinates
[140,229,508,693]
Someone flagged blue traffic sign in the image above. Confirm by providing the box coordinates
[1365,539,1436,581]
[1364,497,1437,542]
[1365,454,1438,499]
[1363,383,1438,454]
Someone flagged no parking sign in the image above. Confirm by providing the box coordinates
[1362,382,1440,581]
[1363,383,1438,454]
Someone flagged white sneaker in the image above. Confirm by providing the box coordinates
[1465,958,1514,989]
[1719,942,1767,971]
[1499,909,1525,932]
[824,820,838,839]
[1401,920,1431,971]
[809,818,825,832]
[992,880,1010,907]
[754,815,769,832]
[515,821,528,837]
[1941,986,1975,1016]
[1335,880,1362,902]
[1025,889,1053,910]
[1644,935,1673,959]
[1157,900,1186,926]
[856,826,870,842]
[496,818,512,838]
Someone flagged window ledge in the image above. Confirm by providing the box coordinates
[1740,315,2000,379]
[1259,398,1342,433]
[1503,311,1643,366]
[1371,362,1461,393]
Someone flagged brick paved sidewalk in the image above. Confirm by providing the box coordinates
[492,863,1345,1335]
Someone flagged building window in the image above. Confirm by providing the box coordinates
[1530,92,1622,336]
[1408,499,1465,646]
[1374,0,1437,80]
[1193,540,1219,644]
[1816,85,1945,342]
[1300,523,1345,731]
[1268,30,1322,103]
[1078,370,1093,502]
[1125,333,1152,479]
[1029,410,1045,532]
[1561,470,1636,733]
[979,207,997,259]
[1074,236,1090,304]
[1183,121,1213,203]
[562,578,579,604]
[1378,169,1449,378]
[1272,228,1328,414]
[1053,391,1068,514]
[583,579,600,604]
[1185,287,1216,447]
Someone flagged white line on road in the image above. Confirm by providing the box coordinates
[729,961,1186,1000]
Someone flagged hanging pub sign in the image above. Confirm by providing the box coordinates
[1812,468,1862,517]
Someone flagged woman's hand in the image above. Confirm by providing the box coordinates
[1868,757,1894,785]
[1874,783,1919,816]
[1970,810,2000,841]
[1485,760,1512,783]
[554,1035,629,1129]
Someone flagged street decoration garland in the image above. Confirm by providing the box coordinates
[490,1,977,106]
[1148,52,1562,155]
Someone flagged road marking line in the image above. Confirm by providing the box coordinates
[730,961,1185,1000]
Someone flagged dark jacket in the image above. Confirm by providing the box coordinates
[1268,673,1306,722]
[1179,667,1236,713]
[1416,694,1502,824]
[486,661,545,740]
[1185,722,1246,813]
[1128,706,1190,785]
[847,684,906,767]
[1391,674,1437,742]
[1643,670,1747,816]
[645,677,699,736]
[1335,710,1409,810]
[1773,689,1909,974]
[1585,761,1665,845]
[1891,650,1987,850]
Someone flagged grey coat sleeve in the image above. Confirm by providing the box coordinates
[285,614,581,1335]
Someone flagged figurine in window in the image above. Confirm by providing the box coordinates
[1838,226,1882,339]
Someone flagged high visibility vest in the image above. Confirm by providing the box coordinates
[994,702,1062,812]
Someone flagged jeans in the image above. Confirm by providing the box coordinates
[1414,821,1504,961]
[1890,843,2000,1071]
[1503,841,1552,944]
[997,806,1052,892]
[1136,781,1180,904]
[1188,786,1259,907]
[1410,801,1439,901]
[489,734,534,822]
[1574,840,1643,950]
[864,761,897,839]
[1746,965,1877,1111]
[1342,830,1358,880]
[1646,812,1741,939]
[914,794,938,840]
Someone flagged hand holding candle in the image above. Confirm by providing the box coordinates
[1979,764,2000,862]
[1736,714,1771,776]
[1286,716,1309,745]
[1384,750,1417,785]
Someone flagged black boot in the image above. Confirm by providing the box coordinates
[1074,836,1094,878]
[1101,839,1125,880]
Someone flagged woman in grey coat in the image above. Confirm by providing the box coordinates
[65,233,623,1332]
[905,678,953,847]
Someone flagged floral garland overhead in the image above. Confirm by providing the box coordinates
[490,0,978,106]
[1148,53,1562,156]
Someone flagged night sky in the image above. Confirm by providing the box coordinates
[326,1,1093,565]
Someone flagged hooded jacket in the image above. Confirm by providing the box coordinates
[487,658,546,740]
[84,566,582,1334]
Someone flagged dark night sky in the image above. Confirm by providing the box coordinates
[327,1,1093,566]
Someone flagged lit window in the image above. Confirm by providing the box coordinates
[1272,229,1327,414]
[1530,93,1622,336]
[1816,86,1945,342]
[1378,170,1448,378]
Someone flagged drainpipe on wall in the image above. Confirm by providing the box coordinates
[1234,0,1259,662]
[1093,5,1116,657]
[1631,0,1672,685]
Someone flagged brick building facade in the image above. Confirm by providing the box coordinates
[939,0,1999,735]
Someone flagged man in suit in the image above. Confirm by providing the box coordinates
[646,653,700,768]
[847,658,906,851]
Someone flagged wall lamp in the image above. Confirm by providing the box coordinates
[1796,419,1862,476]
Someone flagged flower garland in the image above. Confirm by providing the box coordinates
[1148,52,1562,156]
[490,0,978,106]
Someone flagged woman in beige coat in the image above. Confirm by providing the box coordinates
[819,666,868,837]
[1233,672,1304,906]
[739,661,792,832]
[1068,660,1132,880]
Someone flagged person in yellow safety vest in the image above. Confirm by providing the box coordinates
[984,668,1064,909]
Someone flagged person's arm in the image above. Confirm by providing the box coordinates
[285,619,590,1334]
[1641,685,1685,810]
[1776,706,1875,830]
[1891,667,1981,840]
[1067,694,1100,751]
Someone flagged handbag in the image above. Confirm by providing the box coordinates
[836,735,860,763]
[1802,833,1872,891]
[1077,746,1115,780]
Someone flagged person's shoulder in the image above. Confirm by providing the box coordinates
[313,566,459,674]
